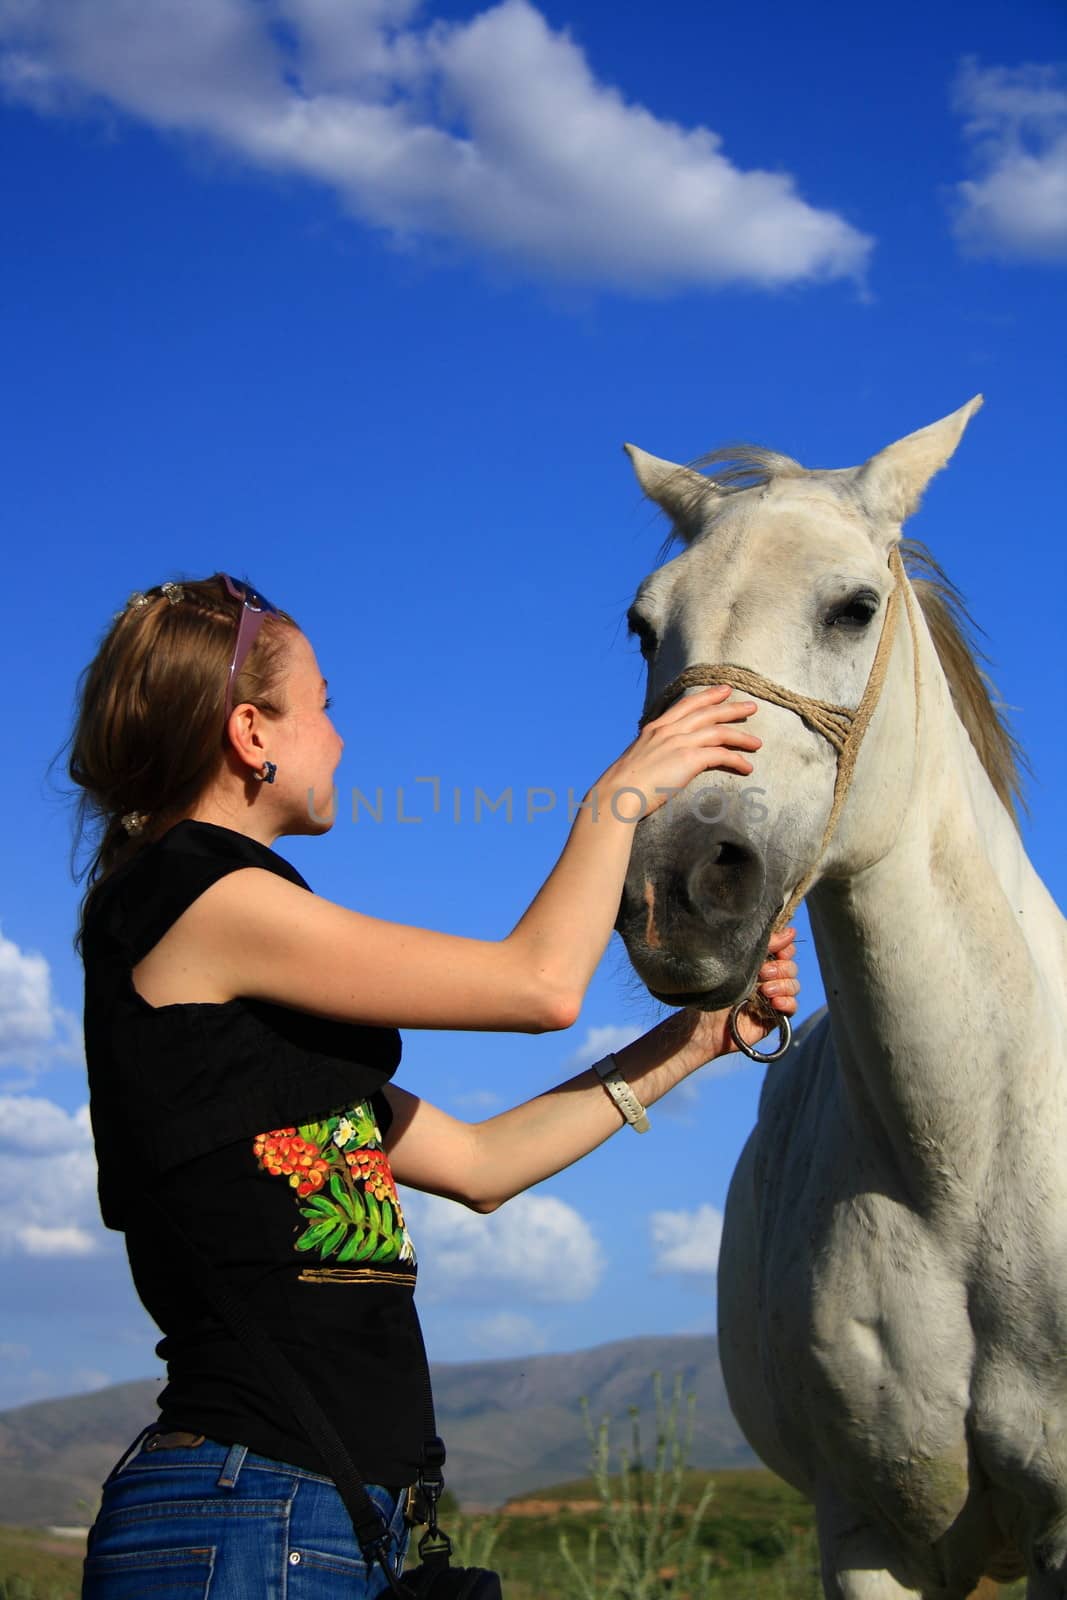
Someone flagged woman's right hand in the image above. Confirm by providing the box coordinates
[592,684,760,819]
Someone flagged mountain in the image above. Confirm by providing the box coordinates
[0,1333,754,1523]
[429,1333,755,1504]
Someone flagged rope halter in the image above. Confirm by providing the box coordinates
[635,546,917,1061]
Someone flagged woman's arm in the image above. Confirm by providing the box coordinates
[383,933,798,1211]
[503,684,759,1007]
[158,686,762,1032]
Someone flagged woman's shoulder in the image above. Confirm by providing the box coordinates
[84,821,311,966]
[107,821,310,906]
[155,820,310,888]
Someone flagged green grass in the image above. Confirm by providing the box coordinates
[447,1466,819,1598]
[6,1489,803,1600]
[0,1466,1033,1600]
[0,1527,84,1600]
[0,1509,1033,1600]
[451,1493,1030,1599]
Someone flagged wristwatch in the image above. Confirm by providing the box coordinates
[592,1053,651,1133]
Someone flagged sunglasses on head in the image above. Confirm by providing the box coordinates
[221,574,280,721]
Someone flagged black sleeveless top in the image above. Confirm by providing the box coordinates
[81,819,427,1485]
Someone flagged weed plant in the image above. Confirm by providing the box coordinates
[558,1371,716,1599]
[447,1509,504,1572]
[0,1580,70,1600]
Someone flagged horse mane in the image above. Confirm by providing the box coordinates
[652,444,1028,826]
[898,540,1027,825]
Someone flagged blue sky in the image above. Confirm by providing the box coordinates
[1,0,1064,1412]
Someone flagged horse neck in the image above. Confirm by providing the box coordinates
[807,617,1065,1208]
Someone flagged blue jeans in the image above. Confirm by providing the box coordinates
[82,1426,411,1598]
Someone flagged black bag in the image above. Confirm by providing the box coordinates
[391,1445,502,1599]
[139,1193,503,1599]
[399,1556,502,1599]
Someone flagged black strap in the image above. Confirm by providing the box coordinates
[135,1190,441,1582]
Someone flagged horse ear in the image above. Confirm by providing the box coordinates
[857,396,983,526]
[624,443,720,542]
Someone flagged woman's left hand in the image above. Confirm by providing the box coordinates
[679,926,800,1062]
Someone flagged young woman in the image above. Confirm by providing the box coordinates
[69,574,799,1599]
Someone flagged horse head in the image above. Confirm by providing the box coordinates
[613,397,983,1011]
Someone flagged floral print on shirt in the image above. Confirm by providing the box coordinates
[253,1100,416,1279]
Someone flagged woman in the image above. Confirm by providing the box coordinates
[69,574,798,1599]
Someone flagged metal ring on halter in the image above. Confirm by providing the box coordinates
[728,1001,792,1062]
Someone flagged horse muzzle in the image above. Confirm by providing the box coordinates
[614,812,781,1010]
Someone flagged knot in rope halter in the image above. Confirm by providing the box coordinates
[636,546,918,1062]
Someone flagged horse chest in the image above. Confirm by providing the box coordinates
[741,1045,1067,1550]
[748,1073,976,1479]
[764,1195,972,1438]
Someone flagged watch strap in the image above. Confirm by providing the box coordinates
[592,1053,651,1133]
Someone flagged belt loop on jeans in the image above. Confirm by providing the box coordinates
[217,1442,248,1488]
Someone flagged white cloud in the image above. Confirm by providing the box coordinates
[951,57,1067,261]
[0,0,872,292]
[561,1023,643,1074]
[565,1020,703,1121]
[70,1366,112,1391]
[0,1094,105,1258]
[403,1189,604,1303]
[649,1201,723,1278]
[0,931,53,1052]
[0,924,82,1076]
[451,1088,502,1112]
[467,1309,546,1355]
[0,1358,114,1410]
[562,1021,753,1123]
[18,1224,98,1257]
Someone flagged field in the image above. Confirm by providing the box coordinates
[0,1472,1030,1599]
[459,1465,825,1598]
[0,1526,88,1599]
[0,1376,1030,1598]
[1,1473,817,1599]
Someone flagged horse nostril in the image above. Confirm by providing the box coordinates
[711,840,747,869]
[684,834,763,916]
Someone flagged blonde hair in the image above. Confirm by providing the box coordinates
[65,574,299,956]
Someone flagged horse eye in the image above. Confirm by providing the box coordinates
[627,612,658,659]
[826,589,879,629]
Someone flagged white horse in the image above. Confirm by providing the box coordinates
[614,399,1067,1600]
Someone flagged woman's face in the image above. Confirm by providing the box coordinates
[268,628,344,833]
